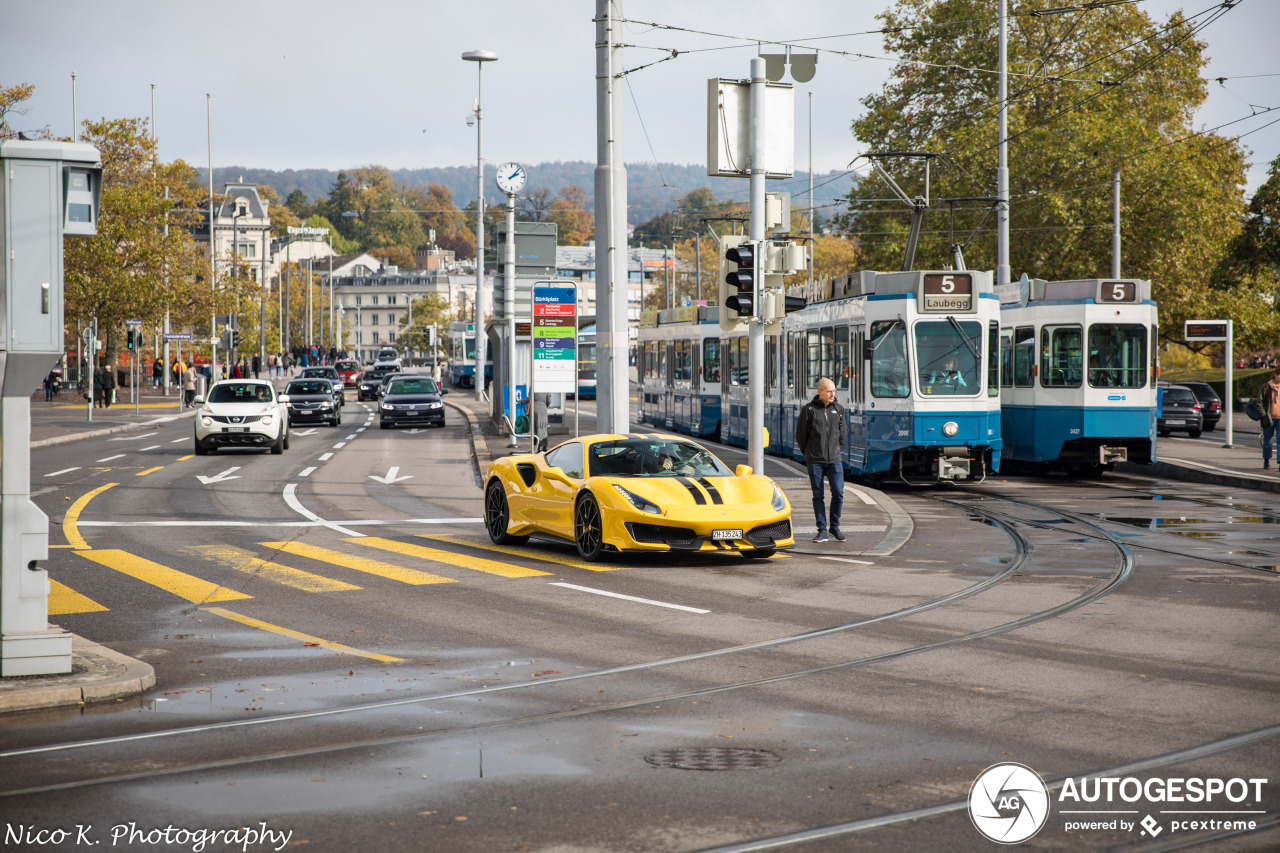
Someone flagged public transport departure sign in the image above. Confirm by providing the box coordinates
[532,285,577,394]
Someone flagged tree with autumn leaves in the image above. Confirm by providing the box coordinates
[835,0,1278,349]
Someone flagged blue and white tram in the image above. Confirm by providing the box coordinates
[775,269,1002,483]
[997,277,1158,476]
[446,321,492,388]
[636,307,722,438]
[575,323,598,399]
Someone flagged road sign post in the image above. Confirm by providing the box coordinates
[531,282,577,452]
[1185,320,1233,448]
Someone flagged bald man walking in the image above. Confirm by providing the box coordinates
[795,377,846,542]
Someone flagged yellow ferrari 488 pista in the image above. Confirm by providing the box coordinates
[484,434,794,561]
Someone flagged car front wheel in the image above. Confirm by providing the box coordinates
[574,493,606,562]
[485,480,529,545]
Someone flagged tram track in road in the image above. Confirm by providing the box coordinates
[1,491,1136,799]
[949,479,1280,577]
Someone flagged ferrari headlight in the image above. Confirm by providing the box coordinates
[771,483,787,512]
[942,421,959,437]
[613,484,661,514]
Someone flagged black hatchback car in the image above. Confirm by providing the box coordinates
[1176,381,1222,430]
[283,379,341,427]
[1158,384,1203,438]
[358,366,396,401]
[379,376,447,428]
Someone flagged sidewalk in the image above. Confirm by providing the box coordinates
[1126,410,1280,493]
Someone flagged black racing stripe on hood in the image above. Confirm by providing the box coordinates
[697,477,724,505]
[674,476,707,505]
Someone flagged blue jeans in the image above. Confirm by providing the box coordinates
[1264,423,1279,464]
[808,462,844,532]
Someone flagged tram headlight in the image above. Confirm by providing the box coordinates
[942,421,959,437]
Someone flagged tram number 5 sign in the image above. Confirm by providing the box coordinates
[532,285,577,394]
[922,273,973,312]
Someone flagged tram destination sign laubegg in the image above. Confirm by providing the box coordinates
[532,285,576,394]
[922,273,973,312]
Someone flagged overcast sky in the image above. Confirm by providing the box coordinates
[3,0,1277,194]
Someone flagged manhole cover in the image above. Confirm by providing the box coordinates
[1186,576,1267,585]
[644,747,781,771]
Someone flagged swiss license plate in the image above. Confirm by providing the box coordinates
[1164,419,1184,425]
[712,529,743,540]
[225,426,250,433]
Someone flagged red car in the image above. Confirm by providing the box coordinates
[335,359,363,388]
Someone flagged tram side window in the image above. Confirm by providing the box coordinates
[1014,326,1035,387]
[737,337,750,386]
[790,332,804,391]
[766,337,778,390]
[658,343,668,386]
[853,329,865,405]
[703,338,720,383]
[988,322,1000,397]
[1000,331,1013,388]
[806,329,821,391]
[835,326,850,391]
[642,342,656,382]
[1041,325,1082,387]
[673,339,692,384]
[869,320,909,398]
[1088,324,1146,388]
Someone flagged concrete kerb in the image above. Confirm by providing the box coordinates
[1117,458,1280,494]
[445,397,492,486]
[0,634,156,714]
[30,409,196,449]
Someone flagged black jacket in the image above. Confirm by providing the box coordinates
[795,394,845,464]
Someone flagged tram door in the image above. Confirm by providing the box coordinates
[849,325,867,470]
[661,341,673,428]
[672,338,691,432]
[689,338,701,434]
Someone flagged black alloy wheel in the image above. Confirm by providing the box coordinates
[485,480,528,545]
[574,493,606,562]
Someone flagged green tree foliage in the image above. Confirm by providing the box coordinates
[397,295,453,359]
[62,117,211,363]
[546,185,594,246]
[315,166,426,252]
[836,0,1255,344]
[0,82,50,139]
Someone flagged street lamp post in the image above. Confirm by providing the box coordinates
[463,49,498,403]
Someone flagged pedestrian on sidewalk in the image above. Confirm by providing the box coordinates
[1261,368,1280,470]
[795,376,846,542]
[182,362,196,406]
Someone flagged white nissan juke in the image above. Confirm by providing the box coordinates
[193,380,290,455]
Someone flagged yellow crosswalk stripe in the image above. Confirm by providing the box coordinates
[350,537,552,578]
[75,549,252,603]
[202,607,403,663]
[259,541,456,585]
[190,546,362,593]
[419,533,627,572]
[48,580,108,614]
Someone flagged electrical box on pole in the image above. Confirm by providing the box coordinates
[0,139,101,676]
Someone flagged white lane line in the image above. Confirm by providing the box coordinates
[844,485,876,505]
[171,437,188,443]
[818,556,875,565]
[96,454,125,463]
[282,483,362,538]
[345,434,357,441]
[139,445,161,452]
[333,442,347,449]
[549,582,709,614]
[47,467,81,477]
[318,453,333,461]
[356,428,366,433]
[78,516,485,527]
[109,432,158,441]
[299,467,317,477]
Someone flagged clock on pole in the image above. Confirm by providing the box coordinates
[495,162,526,195]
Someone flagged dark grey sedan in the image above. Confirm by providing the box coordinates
[379,376,447,428]
[283,379,341,427]
[1158,384,1203,438]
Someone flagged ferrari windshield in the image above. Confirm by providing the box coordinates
[588,438,732,478]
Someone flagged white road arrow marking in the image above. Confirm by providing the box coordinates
[196,466,241,485]
[292,428,319,436]
[402,428,425,435]
[368,466,412,485]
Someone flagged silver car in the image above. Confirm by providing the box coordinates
[193,380,290,454]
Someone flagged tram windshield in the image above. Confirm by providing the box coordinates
[914,319,982,396]
[1088,324,1146,388]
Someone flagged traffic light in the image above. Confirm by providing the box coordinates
[718,235,754,333]
[125,330,136,350]
[228,330,239,350]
